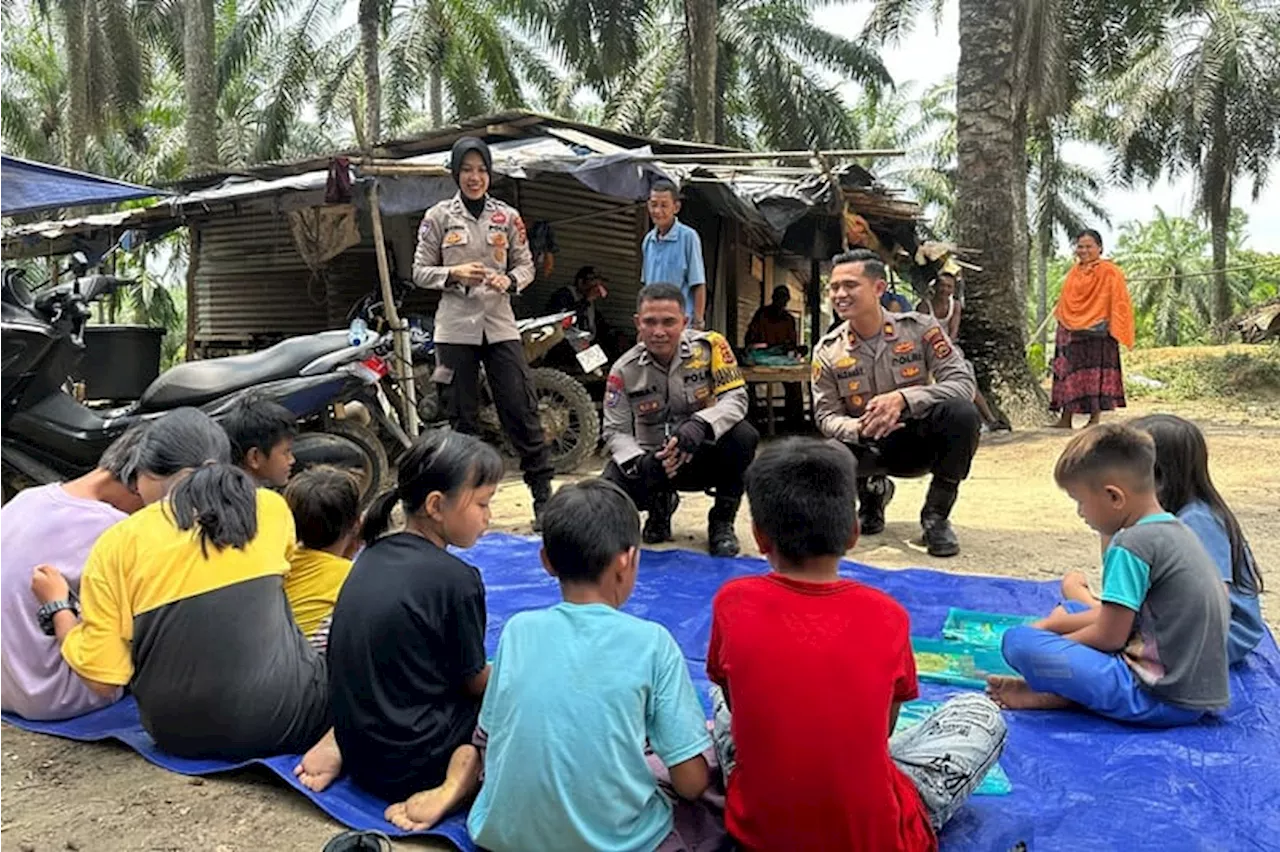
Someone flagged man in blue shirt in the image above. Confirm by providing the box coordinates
[642,179,708,328]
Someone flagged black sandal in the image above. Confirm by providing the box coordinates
[321,830,394,852]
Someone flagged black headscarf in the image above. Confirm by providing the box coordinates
[451,137,493,218]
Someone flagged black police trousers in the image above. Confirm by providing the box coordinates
[602,420,760,514]
[435,338,553,491]
[846,397,981,483]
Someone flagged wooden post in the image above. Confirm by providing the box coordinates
[367,180,421,436]
[185,228,201,360]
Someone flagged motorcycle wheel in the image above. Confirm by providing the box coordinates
[292,419,390,507]
[529,367,599,474]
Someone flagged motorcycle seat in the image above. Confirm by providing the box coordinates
[138,330,353,411]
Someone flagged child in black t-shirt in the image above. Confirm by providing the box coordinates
[292,429,503,831]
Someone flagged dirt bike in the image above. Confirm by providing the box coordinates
[348,282,603,473]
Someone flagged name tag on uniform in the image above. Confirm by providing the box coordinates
[836,356,857,368]
[894,341,915,355]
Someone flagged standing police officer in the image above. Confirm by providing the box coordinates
[412,136,553,525]
[602,284,759,556]
[811,249,981,557]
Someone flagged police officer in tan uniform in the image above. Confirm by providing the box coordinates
[602,284,759,556]
[812,249,981,556]
[413,136,553,525]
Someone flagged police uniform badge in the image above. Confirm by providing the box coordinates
[923,326,953,359]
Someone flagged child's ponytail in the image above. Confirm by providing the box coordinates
[133,408,259,555]
[361,429,503,547]
[361,489,402,549]
[170,463,259,556]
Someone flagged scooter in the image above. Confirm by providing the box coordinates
[1,263,393,504]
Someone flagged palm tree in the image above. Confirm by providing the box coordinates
[26,0,146,168]
[847,79,957,236]
[599,0,890,149]
[1,13,66,165]
[1028,121,1109,348]
[1117,208,1259,345]
[951,0,1045,423]
[1105,0,1280,327]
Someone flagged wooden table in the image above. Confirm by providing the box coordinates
[741,364,810,436]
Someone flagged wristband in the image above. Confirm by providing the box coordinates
[37,598,79,636]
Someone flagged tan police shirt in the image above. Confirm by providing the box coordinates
[811,310,976,443]
[603,330,748,466]
[411,194,535,345]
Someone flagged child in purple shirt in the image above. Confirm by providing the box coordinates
[1,427,145,720]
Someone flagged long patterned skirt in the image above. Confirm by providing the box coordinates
[1050,325,1126,415]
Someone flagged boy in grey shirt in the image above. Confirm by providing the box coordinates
[989,423,1229,726]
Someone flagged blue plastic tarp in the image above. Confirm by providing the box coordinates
[1,155,165,216]
[466,534,1280,852]
[4,533,1278,851]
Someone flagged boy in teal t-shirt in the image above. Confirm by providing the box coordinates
[467,479,714,852]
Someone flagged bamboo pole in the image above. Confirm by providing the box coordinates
[367,180,421,437]
[632,148,907,162]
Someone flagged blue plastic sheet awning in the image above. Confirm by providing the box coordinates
[1,155,166,216]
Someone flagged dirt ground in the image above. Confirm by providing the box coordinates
[3,401,1277,851]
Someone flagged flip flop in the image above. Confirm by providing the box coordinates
[321,830,394,852]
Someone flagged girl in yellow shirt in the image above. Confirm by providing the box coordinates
[36,408,330,760]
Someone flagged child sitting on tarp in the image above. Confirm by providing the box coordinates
[223,397,297,489]
[283,466,361,652]
[707,438,1007,852]
[47,408,331,759]
[1131,415,1264,664]
[467,479,718,852]
[295,430,501,832]
[990,424,1230,725]
[2,426,146,721]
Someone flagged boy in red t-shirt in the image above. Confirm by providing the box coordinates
[707,438,1007,852]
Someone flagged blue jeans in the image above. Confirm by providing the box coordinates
[1000,601,1206,728]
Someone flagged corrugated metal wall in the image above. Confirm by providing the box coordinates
[513,175,645,332]
[192,212,326,345]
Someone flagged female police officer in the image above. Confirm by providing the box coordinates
[412,137,553,526]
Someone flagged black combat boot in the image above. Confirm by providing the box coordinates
[643,490,679,544]
[857,476,895,536]
[531,478,553,533]
[920,478,961,557]
[707,495,742,557]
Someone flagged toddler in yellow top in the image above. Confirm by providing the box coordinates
[283,466,361,651]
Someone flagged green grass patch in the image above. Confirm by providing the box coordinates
[1124,344,1280,403]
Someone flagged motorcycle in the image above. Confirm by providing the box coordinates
[1,262,394,504]
[349,282,603,473]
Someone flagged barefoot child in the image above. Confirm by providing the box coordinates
[298,430,501,831]
[283,466,361,651]
[1132,415,1264,664]
[991,423,1230,725]
[708,438,1006,852]
[222,397,297,488]
[467,479,713,852]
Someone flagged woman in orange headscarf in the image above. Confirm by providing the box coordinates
[1051,229,1135,428]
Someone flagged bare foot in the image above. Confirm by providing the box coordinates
[1050,414,1074,429]
[294,728,342,793]
[384,745,480,831]
[986,675,1073,710]
[1087,413,1101,426]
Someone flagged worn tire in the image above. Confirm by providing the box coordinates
[530,367,599,474]
[293,418,390,506]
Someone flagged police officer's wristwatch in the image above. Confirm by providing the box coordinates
[37,596,80,636]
